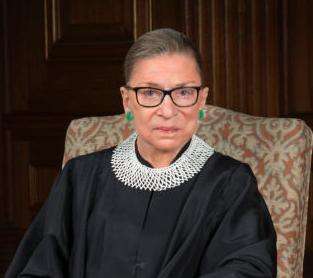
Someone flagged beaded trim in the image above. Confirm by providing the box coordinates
[111,132,214,191]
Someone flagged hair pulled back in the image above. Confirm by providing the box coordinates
[124,28,203,84]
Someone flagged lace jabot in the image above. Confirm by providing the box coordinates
[111,132,214,191]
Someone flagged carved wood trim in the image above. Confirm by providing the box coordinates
[0,0,6,228]
[4,130,14,226]
[134,0,151,39]
[28,163,59,216]
[279,0,290,116]
[44,0,134,60]
[309,0,313,110]
[197,0,281,116]
[28,164,37,209]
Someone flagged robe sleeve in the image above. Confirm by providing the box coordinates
[197,163,277,278]
[4,161,73,278]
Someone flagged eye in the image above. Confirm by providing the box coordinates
[179,90,189,96]
[176,88,194,97]
[139,88,161,98]
[146,90,156,97]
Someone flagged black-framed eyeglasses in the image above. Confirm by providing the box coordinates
[124,86,202,107]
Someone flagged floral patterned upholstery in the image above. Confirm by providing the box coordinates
[63,104,313,278]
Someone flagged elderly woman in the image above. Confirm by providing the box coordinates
[5,28,276,278]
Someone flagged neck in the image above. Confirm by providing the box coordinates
[138,146,179,168]
[136,139,186,169]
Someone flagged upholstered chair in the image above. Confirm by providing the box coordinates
[62,105,313,278]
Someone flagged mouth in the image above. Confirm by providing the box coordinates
[155,126,179,133]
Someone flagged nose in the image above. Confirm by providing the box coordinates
[157,95,177,118]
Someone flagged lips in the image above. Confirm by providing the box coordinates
[155,126,179,132]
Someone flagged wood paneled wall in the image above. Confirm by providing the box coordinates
[199,0,281,116]
[0,0,312,276]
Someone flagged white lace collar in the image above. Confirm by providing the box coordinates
[111,132,214,191]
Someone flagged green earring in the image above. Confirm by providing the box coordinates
[198,109,204,120]
[126,111,133,121]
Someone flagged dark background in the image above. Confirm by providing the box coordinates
[0,0,312,276]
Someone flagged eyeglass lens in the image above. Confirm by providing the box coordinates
[137,87,198,107]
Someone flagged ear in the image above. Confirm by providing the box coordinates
[199,87,209,109]
[120,86,131,113]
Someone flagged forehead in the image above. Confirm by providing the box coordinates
[130,53,201,86]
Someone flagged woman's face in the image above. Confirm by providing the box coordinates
[120,53,208,157]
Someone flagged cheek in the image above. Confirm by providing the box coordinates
[185,117,198,131]
[182,109,199,129]
[184,107,199,121]
[132,107,155,127]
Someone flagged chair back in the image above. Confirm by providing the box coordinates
[63,105,313,278]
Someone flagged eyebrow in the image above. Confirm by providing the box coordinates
[136,81,198,88]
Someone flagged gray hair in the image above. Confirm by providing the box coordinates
[124,28,203,84]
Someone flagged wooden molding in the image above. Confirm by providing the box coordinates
[44,0,134,60]
[29,163,59,217]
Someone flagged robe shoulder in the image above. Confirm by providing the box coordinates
[206,151,255,176]
[65,146,115,174]
[201,151,259,197]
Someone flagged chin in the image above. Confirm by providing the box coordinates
[153,139,186,152]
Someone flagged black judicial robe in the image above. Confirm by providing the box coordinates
[4,146,277,278]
